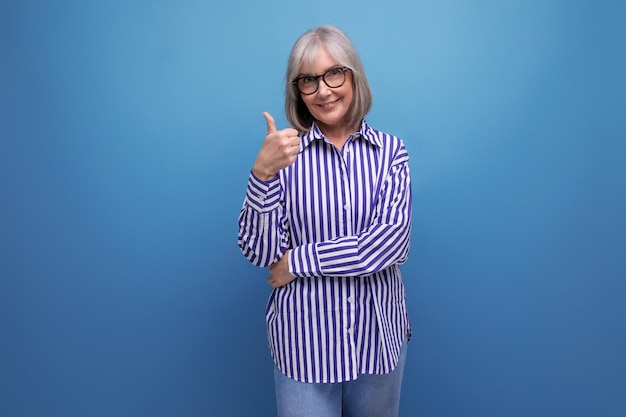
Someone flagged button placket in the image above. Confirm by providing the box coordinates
[340,142,354,236]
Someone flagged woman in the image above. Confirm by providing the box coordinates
[238,25,412,417]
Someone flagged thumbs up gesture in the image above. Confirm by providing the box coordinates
[252,112,301,181]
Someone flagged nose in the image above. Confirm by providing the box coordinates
[316,79,332,97]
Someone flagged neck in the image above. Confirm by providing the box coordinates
[317,121,360,151]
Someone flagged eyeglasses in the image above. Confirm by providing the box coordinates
[293,66,350,95]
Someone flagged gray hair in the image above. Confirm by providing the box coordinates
[285,25,373,133]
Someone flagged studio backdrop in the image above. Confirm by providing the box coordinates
[1,1,624,416]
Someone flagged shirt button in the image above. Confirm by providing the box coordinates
[344,204,350,211]
[347,296,354,303]
[347,328,353,335]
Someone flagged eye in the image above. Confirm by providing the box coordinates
[299,76,316,84]
[328,68,343,76]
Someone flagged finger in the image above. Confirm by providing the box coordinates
[287,137,301,153]
[283,128,299,137]
[263,112,277,135]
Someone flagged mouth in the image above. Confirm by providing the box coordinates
[318,99,340,109]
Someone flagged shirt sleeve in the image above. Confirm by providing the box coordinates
[289,147,412,278]
[237,171,290,267]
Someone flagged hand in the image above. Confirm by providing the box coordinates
[267,250,296,288]
[252,112,300,181]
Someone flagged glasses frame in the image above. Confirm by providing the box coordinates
[292,66,350,95]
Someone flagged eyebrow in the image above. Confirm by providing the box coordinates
[297,65,342,78]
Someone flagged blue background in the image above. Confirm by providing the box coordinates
[1,1,625,416]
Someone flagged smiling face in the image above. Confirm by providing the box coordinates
[298,47,355,138]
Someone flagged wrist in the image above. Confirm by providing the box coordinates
[252,165,277,182]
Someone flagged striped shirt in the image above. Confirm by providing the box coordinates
[238,121,412,383]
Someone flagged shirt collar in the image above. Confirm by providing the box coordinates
[301,120,382,149]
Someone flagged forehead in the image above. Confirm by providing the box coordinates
[299,45,340,74]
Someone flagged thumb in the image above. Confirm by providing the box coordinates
[263,112,277,134]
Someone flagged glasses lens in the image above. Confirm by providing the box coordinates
[297,77,318,95]
[324,68,346,88]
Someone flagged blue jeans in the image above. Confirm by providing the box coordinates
[274,340,408,417]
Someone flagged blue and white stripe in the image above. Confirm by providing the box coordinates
[238,121,412,383]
